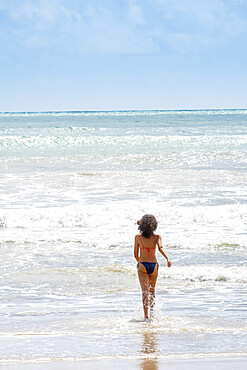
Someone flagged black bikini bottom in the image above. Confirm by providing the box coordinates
[137,262,158,275]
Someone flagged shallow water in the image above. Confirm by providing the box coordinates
[0,110,246,363]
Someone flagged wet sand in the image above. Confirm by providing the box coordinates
[1,357,247,370]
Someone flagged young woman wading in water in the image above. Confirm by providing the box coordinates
[134,214,171,319]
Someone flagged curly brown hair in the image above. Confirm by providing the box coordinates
[137,214,158,238]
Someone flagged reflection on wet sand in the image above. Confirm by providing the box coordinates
[140,331,158,370]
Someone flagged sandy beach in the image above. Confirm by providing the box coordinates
[1,356,247,370]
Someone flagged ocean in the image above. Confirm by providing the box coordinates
[0,110,246,366]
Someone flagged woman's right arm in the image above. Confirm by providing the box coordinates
[157,235,171,267]
[134,235,140,262]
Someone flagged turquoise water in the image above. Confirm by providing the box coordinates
[0,110,246,364]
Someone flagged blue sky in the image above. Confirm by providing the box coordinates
[1,0,247,111]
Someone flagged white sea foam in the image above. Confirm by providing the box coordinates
[0,110,246,362]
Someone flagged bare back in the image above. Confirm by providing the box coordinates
[135,234,158,262]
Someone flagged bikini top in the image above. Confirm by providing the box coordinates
[139,235,157,260]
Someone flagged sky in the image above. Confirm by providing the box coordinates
[0,0,247,111]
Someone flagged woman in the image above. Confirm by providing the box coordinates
[134,214,171,319]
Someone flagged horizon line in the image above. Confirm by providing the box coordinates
[1,108,247,114]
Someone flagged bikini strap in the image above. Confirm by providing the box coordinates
[139,235,156,250]
[139,235,145,248]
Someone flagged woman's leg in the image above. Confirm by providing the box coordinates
[149,264,158,317]
[138,264,150,318]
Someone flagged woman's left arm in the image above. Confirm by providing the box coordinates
[157,235,171,267]
[134,235,140,262]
